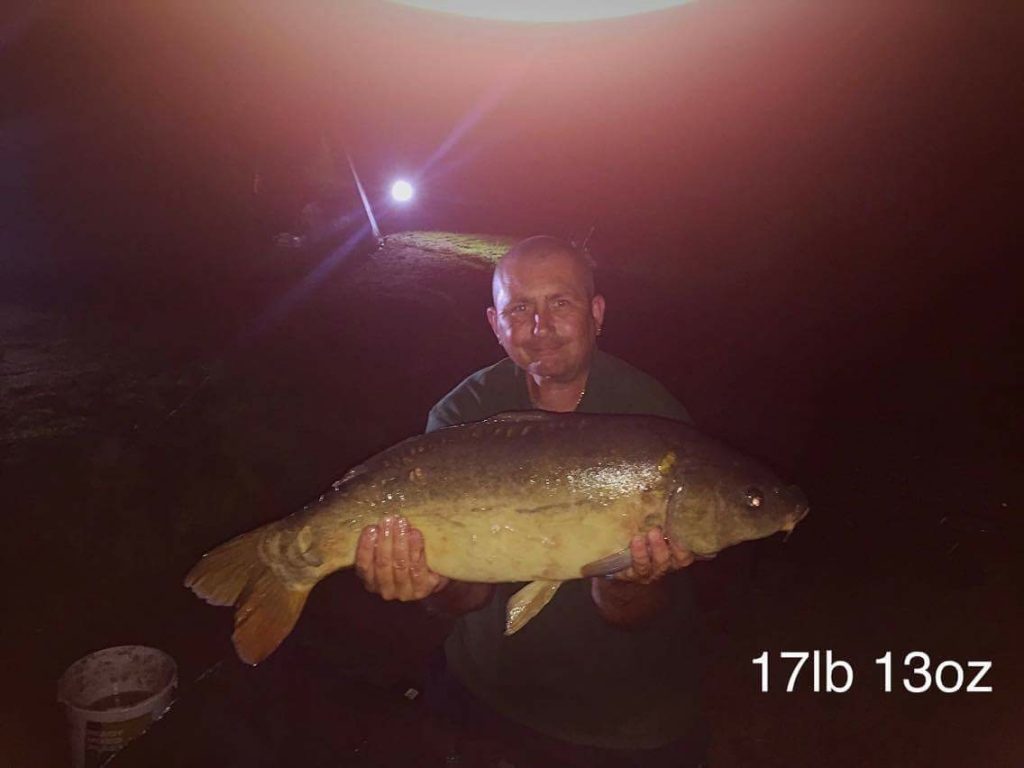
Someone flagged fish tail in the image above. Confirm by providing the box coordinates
[184,527,311,665]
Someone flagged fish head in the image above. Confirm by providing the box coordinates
[664,452,809,556]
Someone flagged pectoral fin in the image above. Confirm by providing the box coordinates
[580,548,633,578]
[505,580,562,636]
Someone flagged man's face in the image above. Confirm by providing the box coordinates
[486,250,605,383]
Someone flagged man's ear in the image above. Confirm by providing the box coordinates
[486,306,499,338]
[591,294,606,331]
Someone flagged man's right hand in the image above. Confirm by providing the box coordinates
[355,515,450,601]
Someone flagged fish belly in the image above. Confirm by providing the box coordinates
[404,500,651,582]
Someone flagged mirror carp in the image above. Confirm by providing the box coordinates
[186,411,809,664]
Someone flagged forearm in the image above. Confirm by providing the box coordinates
[422,579,495,617]
[590,577,670,627]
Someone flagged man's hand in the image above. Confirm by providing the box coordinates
[355,515,449,601]
[590,528,696,627]
[608,527,695,584]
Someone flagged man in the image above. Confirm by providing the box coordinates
[355,236,707,766]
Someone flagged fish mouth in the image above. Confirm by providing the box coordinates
[782,505,810,534]
[781,485,810,535]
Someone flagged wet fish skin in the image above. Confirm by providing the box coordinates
[185,411,808,664]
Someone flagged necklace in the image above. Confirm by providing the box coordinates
[573,386,586,410]
[528,381,586,411]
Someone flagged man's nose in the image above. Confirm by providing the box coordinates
[532,309,554,335]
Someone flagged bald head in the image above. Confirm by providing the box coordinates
[493,236,596,304]
[486,235,605,386]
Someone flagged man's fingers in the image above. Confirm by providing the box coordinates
[410,528,449,597]
[649,529,679,580]
[375,516,396,598]
[408,529,429,583]
[647,529,670,569]
[408,528,424,570]
[610,533,650,582]
[668,540,696,569]
[659,530,696,570]
[629,534,651,580]
[609,528,695,584]
[355,526,378,592]
[392,517,414,600]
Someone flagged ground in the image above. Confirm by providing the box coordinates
[1,232,1018,767]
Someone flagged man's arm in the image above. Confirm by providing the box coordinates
[422,580,495,618]
[591,578,671,627]
[425,404,455,434]
[590,528,695,627]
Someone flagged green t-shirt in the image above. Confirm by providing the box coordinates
[426,350,703,750]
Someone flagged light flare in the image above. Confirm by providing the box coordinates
[391,180,414,202]
[386,0,694,23]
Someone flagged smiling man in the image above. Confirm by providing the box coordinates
[429,235,693,424]
[483,236,605,412]
[355,236,707,766]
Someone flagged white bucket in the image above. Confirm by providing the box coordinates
[57,645,177,768]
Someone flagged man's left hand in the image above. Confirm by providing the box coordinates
[609,527,695,584]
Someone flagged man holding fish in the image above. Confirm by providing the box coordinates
[355,236,709,766]
[187,234,807,763]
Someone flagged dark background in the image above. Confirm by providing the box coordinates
[1,1,1020,766]
[4,0,1019,456]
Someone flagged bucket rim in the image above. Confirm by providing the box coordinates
[57,645,177,707]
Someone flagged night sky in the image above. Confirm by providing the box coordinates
[5,1,1019,443]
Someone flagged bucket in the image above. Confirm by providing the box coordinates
[57,645,177,768]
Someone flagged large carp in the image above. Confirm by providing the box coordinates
[186,411,808,664]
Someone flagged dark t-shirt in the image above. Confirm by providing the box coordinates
[425,350,704,750]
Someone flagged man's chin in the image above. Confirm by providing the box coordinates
[525,360,572,381]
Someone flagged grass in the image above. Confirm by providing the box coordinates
[384,231,520,268]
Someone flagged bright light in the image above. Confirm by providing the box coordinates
[386,0,693,23]
[391,180,414,202]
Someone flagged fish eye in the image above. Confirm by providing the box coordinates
[745,487,764,509]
